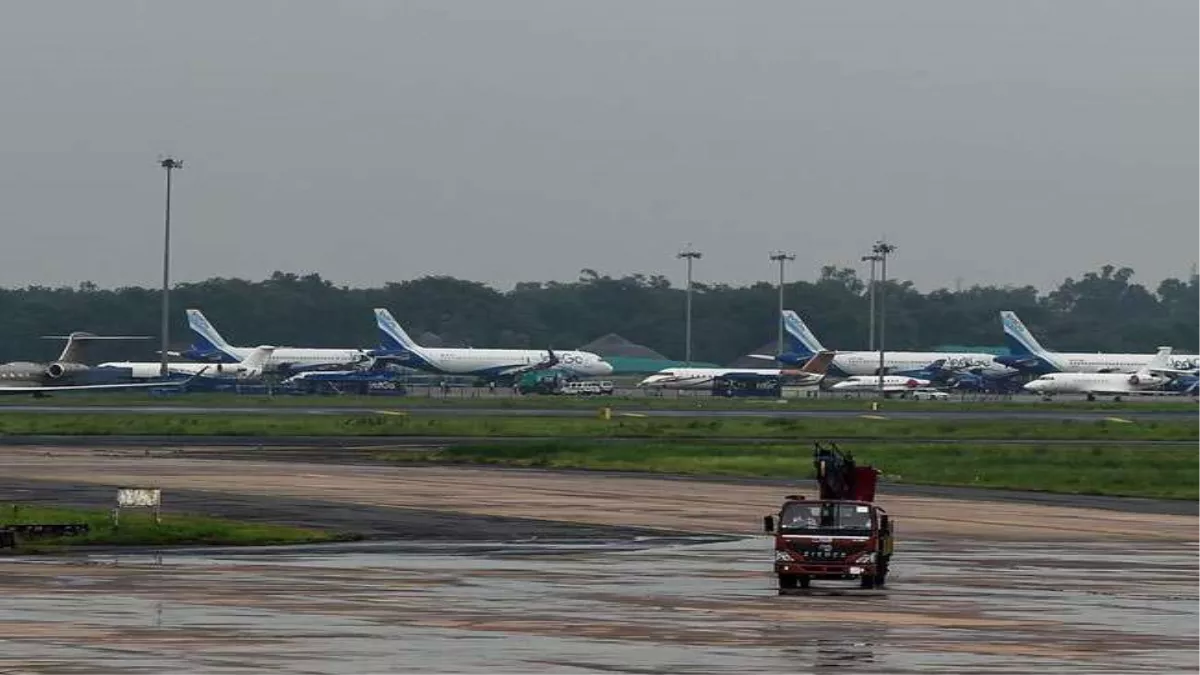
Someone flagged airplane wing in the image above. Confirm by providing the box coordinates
[494,350,561,377]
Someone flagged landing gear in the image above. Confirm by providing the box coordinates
[1086,393,1096,402]
[1113,395,1123,402]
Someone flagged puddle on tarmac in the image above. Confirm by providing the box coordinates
[0,536,1195,674]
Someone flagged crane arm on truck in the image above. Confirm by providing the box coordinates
[813,442,878,502]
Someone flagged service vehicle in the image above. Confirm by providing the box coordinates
[763,443,894,591]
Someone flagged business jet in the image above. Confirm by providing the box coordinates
[0,332,187,395]
[373,308,613,379]
[828,375,935,395]
[1023,346,1193,401]
[100,346,275,381]
[181,309,372,373]
[637,351,835,390]
[771,310,1015,379]
[997,311,1199,375]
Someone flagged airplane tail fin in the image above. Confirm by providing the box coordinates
[999,311,1048,357]
[42,332,152,364]
[186,309,239,360]
[799,350,836,375]
[374,308,425,354]
[781,310,827,357]
[1142,343,1171,374]
[238,345,276,378]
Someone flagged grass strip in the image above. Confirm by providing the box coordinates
[0,413,1194,441]
[382,441,1200,500]
[0,504,356,550]
[2,392,1196,414]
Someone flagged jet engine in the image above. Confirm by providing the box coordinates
[45,362,88,379]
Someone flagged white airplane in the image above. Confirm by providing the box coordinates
[772,310,1015,379]
[0,332,190,394]
[638,351,836,390]
[997,311,1200,375]
[100,346,275,381]
[829,375,935,394]
[181,309,372,373]
[1022,346,1192,401]
[373,308,613,379]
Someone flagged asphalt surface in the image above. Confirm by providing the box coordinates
[0,477,686,544]
[1,452,1195,674]
[0,403,1196,421]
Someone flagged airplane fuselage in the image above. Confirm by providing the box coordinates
[1023,372,1178,397]
[638,368,821,390]
[382,347,612,378]
[829,375,933,393]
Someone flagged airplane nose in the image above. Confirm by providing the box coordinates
[597,361,614,376]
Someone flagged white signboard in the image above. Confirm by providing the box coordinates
[117,488,161,508]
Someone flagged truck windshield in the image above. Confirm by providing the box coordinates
[779,502,873,535]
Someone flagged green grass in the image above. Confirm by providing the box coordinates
[0,504,356,550]
[2,391,1197,414]
[382,441,1200,500]
[0,412,1194,441]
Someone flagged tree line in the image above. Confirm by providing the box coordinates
[0,264,1195,364]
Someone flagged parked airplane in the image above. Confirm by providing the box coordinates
[828,375,935,395]
[0,332,187,395]
[181,309,371,373]
[1022,347,1192,400]
[637,351,836,390]
[373,308,613,379]
[997,311,1199,375]
[100,346,275,381]
[771,311,1016,379]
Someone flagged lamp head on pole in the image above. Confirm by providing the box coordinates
[159,157,184,171]
[872,240,896,257]
[769,251,795,263]
[677,244,703,261]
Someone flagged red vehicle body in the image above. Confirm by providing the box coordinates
[763,443,895,590]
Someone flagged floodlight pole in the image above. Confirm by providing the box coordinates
[769,252,795,357]
[677,245,703,366]
[861,254,881,351]
[872,240,896,398]
[159,158,183,377]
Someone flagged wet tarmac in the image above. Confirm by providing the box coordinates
[1,535,1194,673]
[0,446,1195,673]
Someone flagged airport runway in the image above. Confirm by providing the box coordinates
[0,403,1195,421]
[0,447,1195,673]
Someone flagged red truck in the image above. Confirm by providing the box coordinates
[762,442,894,591]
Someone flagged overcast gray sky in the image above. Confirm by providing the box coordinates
[2,0,1195,293]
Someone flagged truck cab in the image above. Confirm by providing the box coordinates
[764,498,893,590]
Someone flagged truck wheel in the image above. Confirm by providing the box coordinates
[860,574,876,589]
[876,566,888,588]
[798,575,811,588]
[778,575,798,590]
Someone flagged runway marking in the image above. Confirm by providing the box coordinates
[620,413,648,418]
[859,414,888,420]
[375,410,409,416]
[1104,417,1134,424]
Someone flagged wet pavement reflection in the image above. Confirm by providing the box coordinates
[1,535,1195,673]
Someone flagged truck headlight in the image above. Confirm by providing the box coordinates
[774,550,793,562]
[851,552,876,564]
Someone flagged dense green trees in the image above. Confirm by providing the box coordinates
[0,265,1195,364]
